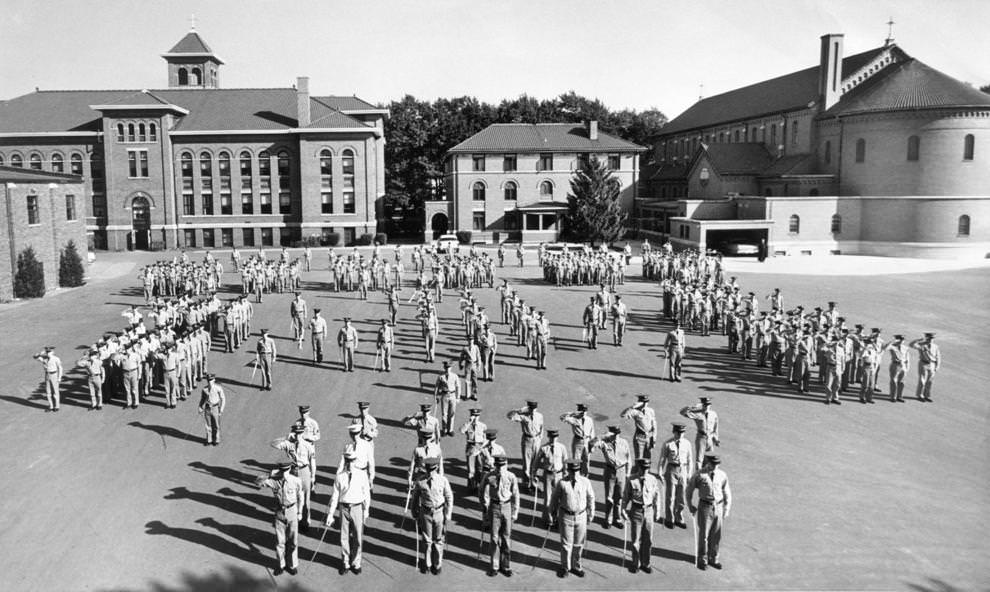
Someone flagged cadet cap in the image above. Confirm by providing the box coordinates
[893,334,904,340]
[636,458,650,467]
[576,403,588,411]
[699,397,712,405]
[607,426,621,435]
[358,401,370,409]
[566,460,581,471]
[469,408,481,416]
[484,429,498,440]
[704,453,721,464]
[925,332,935,338]
[493,454,507,465]
[419,403,431,411]
[206,373,216,381]
[672,422,686,432]
[291,424,306,434]
[526,400,538,408]
[636,395,649,402]
[298,405,311,413]
[547,429,559,437]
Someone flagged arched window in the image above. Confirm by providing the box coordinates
[239,151,252,175]
[51,153,64,173]
[191,68,202,86]
[472,182,486,201]
[137,123,145,143]
[90,152,103,180]
[319,149,333,214]
[70,153,83,175]
[0,154,4,166]
[341,149,355,213]
[199,152,213,176]
[180,152,194,177]
[29,154,43,170]
[963,134,975,161]
[258,150,271,175]
[824,140,832,164]
[149,123,157,141]
[831,214,842,233]
[277,151,290,177]
[504,181,517,201]
[770,124,777,145]
[855,138,866,163]
[958,215,971,236]
[117,123,125,142]
[127,123,135,143]
[907,135,920,161]
[789,214,800,234]
[540,181,553,197]
[10,154,23,167]
[178,68,189,86]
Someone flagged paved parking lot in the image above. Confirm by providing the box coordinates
[0,250,987,592]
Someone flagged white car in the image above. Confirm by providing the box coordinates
[436,233,459,253]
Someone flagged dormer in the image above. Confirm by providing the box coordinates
[161,29,224,88]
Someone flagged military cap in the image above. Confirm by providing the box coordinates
[347,424,363,433]
[442,360,451,368]
[380,318,387,324]
[576,403,588,411]
[424,457,441,468]
[344,317,351,322]
[485,429,498,439]
[854,324,864,329]
[925,332,935,338]
[813,306,822,311]
[607,425,621,435]
[469,408,481,416]
[893,334,904,340]
[635,458,650,467]
[294,291,301,296]
[871,327,881,333]
[589,297,595,302]
[699,397,712,405]
[565,460,582,470]
[44,345,55,351]
[206,373,216,381]
[672,422,686,432]
[493,454,507,465]
[547,429,559,437]
[637,395,650,402]
[827,301,836,306]
[526,400,538,408]
[298,405,311,413]
[837,316,846,322]
[841,328,850,334]
[314,308,321,314]
[261,328,270,334]
[291,424,306,434]
[357,401,370,409]
[704,453,721,464]
[615,295,622,300]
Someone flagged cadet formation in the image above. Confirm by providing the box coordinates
[34,239,944,581]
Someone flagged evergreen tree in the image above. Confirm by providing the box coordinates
[59,240,85,287]
[563,156,627,246]
[13,246,45,298]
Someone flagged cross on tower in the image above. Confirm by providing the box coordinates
[884,17,895,46]
[189,13,197,30]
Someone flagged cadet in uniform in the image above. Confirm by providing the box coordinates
[408,427,445,487]
[78,348,105,410]
[434,361,461,436]
[197,374,226,446]
[337,317,359,372]
[460,408,487,491]
[258,461,304,576]
[534,429,568,526]
[256,329,277,391]
[611,295,628,346]
[680,397,719,471]
[340,423,376,487]
[350,401,378,452]
[479,324,498,380]
[548,460,595,578]
[560,403,595,475]
[686,453,732,570]
[403,403,442,444]
[290,292,307,349]
[884,334,911,402]
[480,454,520,577]
[620,395,657,460]
[411,457,453,574]
[309,309,327,364]
[506,400,543,489]
[658,422,692,528]
[459,335,481,400]
[664,321,686,381]
[621,458,662,573]
[582,297,601,349]
[376,319,394,372]
[590,425,632,528]
[271,424,316,531]
[910,332,940,402]
[326,450,372,574]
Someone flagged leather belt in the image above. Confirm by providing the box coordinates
[562,508,586,516]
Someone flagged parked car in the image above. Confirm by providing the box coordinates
[436,233,459,253]
[718,239,760,256]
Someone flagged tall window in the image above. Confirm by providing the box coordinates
[907,136,920,161]
[259,151,272,214]
[855,139,866,163]
[91,152,106,218]
[539,181,553,198]
[472,211,486,231]
[219,152,232,214]
[824,140,832,165]
[792,121,799,146]
[149,123,157,141]
[183,229,196,247]
[830,214,841,233]
[65,194,77,221]
[181,152,194,215]
[178,68,189,86]
[200,152,213,214]
[51,153,64,173]
[138,124,146,143]
[117,123,125,142]
[0,155,4,166]
[29,154,42,170]
[239,151,253,214]
[127,124,135,143]
[734,129,740,142]
[472,155,485,171]
[788,214,800,234]
[576,153,590,170]
[221,228,233,247]
[191,67,201,85]
[538,153,553,171]
[503,181,517,201]
[503,154,517,172]
[242,228,255,247]
[770,124,777,146]
[70,153,83,175]
[320,149,333,214]
[608,154,620,170]
[472,182,486,201]
[27,195,40,224]
[342,149,355,214]
[277,150,291,214]
[202,228,215,248]
[958,215,971,236]
[129,150,149,178]
[261,227,274,246]
[11,154,23,167]
[963,134,975,161]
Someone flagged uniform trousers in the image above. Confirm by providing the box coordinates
[481,347,495,379]
[889,362,907,400]
[296,467,312,526]
[558,510,588,571]
[274,509,299,569]
[438,393,457,434]
[379,344,392,371]
[520,436,539,483]
[668,349,683,381]
[613,319,626,345]
[259,354,273,388]
[664,467,688,523]
[571,438,590,475]
[535,339,548,369]
[340,502,365,569]
[341,344,355,371]
[917,363,936,400]
[696,500,724,565]
[465,443,483,484]
[694,435,713,471]
[417,508,446,568]
[603,465,628,523]
[859,365,877,402]
[203,405,221,444]
[163,370,179,406]
[87,375,103,407]
[123,369,140,406]
[541,470,562,522]
[628,504,656,568]
[633,432,652,460]
[488,501,513,571]
[44,372,60,410]
[825,364,842,402]
[312,334,325,363]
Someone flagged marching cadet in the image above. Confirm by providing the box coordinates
[408,427,445,487]
[680,397,720,471]
[337,317,359,372]
[295,405,321,455]
[910,332,940,402]
[434,361,461,436]
[459,335,481,400]
[590,425,632,528]
[658,422,692,528]
[326,450,371,575]
[258,461,304,576]
[350,401,378,451]
[595,284,611,330]
[824,337,846,405]
[460,408,487,490]
[884,334,911,402]
[534,429,568,526]
[859,335,882,404]
[611,295,628,346]
[620,394,657,460]
[664,320,686,382]
[290,292,307,349]
[560,403,595,476]
[256,329,276,391]
[534,311,550,370]
[403,403,442,444]
[411,457,454,575]
[478,323,498,381]
[475,429,507,486]
[386,285,400,326]
[340,423,376,488]
[480,454,520,577]
[155,344,180,409]
[794,328,814,394]
[376,319,394,372]
[548,460,595,579]
[686,453,732,571]
[77,348,104,411]
[516,243,525,267]
[621,458,662,573]
[197,374,226,446]
[309,309,327,364]
[507,400,543,490]
[271,424,317,531]
[420,305,439,362]
[582,297,601,349]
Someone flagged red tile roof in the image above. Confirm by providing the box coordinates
[167,31,214,54]
[448,123,644,154]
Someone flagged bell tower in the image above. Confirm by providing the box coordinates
[161,21,224,88]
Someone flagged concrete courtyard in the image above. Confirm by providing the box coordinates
[0,249,987,592]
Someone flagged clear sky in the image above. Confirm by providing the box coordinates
[1,0,987,119]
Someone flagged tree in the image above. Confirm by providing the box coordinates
[14,246,45,298]
[981,84,990,95]
[59,240,85,287]
[563,156,627,246]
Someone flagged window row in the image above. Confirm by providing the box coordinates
[25,194,78,225]
[471,180,556,201]
[470,153,621,173]
[665,121,795,160]
[786,214,972,237]
[0,151,90,175]
[177,66,217,87]
[180,191,290,216]
[115,122,158,143]
[824,134,980,165]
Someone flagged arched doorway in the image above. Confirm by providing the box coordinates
[431,213,449,239]
[131,196,151,250]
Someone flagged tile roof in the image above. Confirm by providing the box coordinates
[660,47,890,135]
[102,90,175,107]
[759,153,820,177]
[700,143,773,175]
[648,163,690,181]
[0,165,83,183]
[448,123,645,154]
[167,31,215,54]
[0,89,374,134]
[824,58,990,116]
[316,96,381,111]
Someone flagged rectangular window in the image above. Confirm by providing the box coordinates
[65,194,76,221]
[279,192,291,214]
[220,193,232,215]
[261,227,274,246]
[472,211,486,231]
[538,153,553,171]
[321,192,333,214]
[202,193,214,216]
[608,154,621,170]
[241,192,253,215]
[343,191,355,214]
[128,152,137,177]
[242,227,255,247]
[183,229,196,248]
[127,150,149,177]
[27,195,40,224]
[472,154,485,171]
[343,227,355,246]
[260,193,272,215]
[221,228,233,247]
[202,228,215,248]
[503,154,517,172]
[183,194,195,216]
[504,211,518,231]
[92,193,107,218]
[792,121,799,146]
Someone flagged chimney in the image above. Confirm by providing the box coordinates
[588,120,598,141]
[296,76,310,127]
[818,34,844,111]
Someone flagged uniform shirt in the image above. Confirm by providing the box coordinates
[886,342,911,368]
[261,473,304,515]
[591,436,632,469]
[404,413,442,443]
[337,326,359,346]
[549,475,595,515]
[80,355,104,378]
[40,354,63,376]
[477,442,507,472]
[296,416,321,443]
[536,441,569,474]
[377,326,393,347]
[658,436,693,472]
[340,438,375,482]
[681,406,719,438]
[274,437,316,476]
[310,316,328,335]
[257,336,276,357]
[411,473,453,519]
[622,472,662,509]
[912,340,941,369]
[507,409,544,439]
[122,350,142,372]
[158,350,179,372]
[351,413,379,441]
[198,384,226,411]
[620,405,657,439]
[612,302,628,321]
[481,467,520,512]
[327,469,371,517]
[665,328,685,352]
[561,413,596,442]
[686,468,732,513]
[460,419,488,445]
[434,370,461,398]
[409,443,444,480]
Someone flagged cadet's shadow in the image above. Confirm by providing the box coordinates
[164,486,268,522]
[144,519,269,567]
[188,461,261,488]
[565,366,658,381]
[0,394,51,410]
[373,382,426,395]
[129,421,200,443]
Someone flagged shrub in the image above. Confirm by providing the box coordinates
[14,246,45,298]
[456,230,472,244]
[304,235,322,247]
[374,232,388,246]
[356,233,374,246]
[59,240,86,287]
[323,232,341,247]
